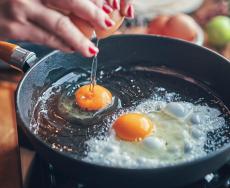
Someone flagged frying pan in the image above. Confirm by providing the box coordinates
[0,35,230,188]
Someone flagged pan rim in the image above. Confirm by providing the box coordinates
[16,34,230,172]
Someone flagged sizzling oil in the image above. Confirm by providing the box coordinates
[30,66,230,159]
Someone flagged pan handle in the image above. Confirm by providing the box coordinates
[0,41,37,72]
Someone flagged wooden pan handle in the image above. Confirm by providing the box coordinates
[0,41,19,62]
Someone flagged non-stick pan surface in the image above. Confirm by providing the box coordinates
[3,35,230,188]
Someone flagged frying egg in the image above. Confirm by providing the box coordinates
[75,84,112,111]
[113,113,154,141]
[58,83,119,125]
[84,100,225,168]
[140,107,193,159]
[163,102,193,120]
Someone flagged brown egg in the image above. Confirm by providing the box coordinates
[70,14,94,39]
[95,10,124,39]
[70,10,124,40]
[162,14,198,42]
[148,15,170,35]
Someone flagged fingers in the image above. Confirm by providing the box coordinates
[90,0,113,15]
[90,0,105,8]
[106,0,120,10]
[24,23,73,52]
[106,0,134,18]
[28,4,99,57]
[102,4,114,14]
[120,0,134,18]
[43,0,115,30]
[0,19,72,52]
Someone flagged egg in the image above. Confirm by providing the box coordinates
[140,108,191,157]
[75,84,112,111]
[142,137,166,151]
[163,102,193,119]
[70,10,124,39]
[113,113,154,141]
[84,100,225,168]
[70,14,94,39]
[189,113,201,124]
[96,10,124,39]
[162,14,198,42]
[147,14,199,42]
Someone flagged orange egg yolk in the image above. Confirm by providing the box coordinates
[113,113,154,141]
[75,84,112,111]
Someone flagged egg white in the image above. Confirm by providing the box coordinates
[84,101,226,168]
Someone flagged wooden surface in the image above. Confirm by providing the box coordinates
[0,73,22,188]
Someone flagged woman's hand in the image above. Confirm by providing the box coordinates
[0,0,134,57]
[106,0,134,18]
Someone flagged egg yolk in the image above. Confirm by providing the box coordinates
[113,113,154,141]
[75,84,112,111]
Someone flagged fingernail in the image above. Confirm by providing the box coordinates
[89,46,99,55]
[105,19,115,27]
[102,4,113,14]
[113,0,120,10]
[127,5,134,18]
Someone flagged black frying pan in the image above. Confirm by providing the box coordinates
[1,35,230,188]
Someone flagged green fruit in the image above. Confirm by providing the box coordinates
[206,16,230,47]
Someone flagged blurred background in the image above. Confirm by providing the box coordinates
[119,0,230,59]
[0,0,229,70]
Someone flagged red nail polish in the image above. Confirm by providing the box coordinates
[105,19,114,27]
[89,47,98,55]
[127,5,134,18]
[113,0,120,10]
[103,4,112,14]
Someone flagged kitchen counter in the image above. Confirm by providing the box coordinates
[0,70,22,188]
